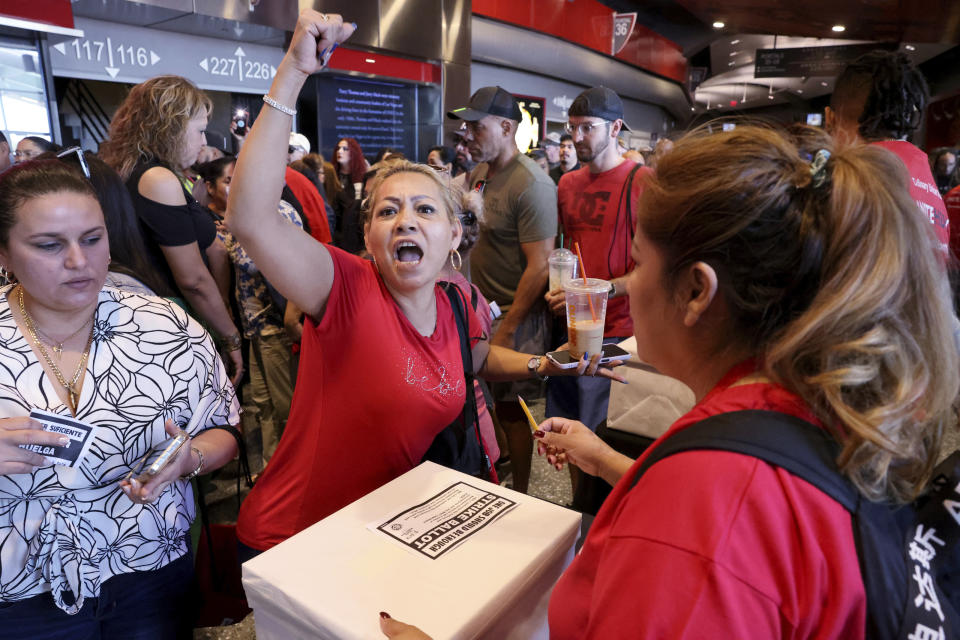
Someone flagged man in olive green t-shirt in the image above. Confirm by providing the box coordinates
[448,86,558,493]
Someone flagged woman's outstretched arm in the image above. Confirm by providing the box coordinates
[226,10,355,319]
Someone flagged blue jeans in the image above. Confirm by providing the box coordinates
[0,551,194,640]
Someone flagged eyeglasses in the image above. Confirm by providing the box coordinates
[55,146,90,179]
[564,121,608,136]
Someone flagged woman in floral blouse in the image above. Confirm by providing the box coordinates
[0,159,239,638]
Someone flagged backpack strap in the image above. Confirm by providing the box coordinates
[439,282,489,473]
[629,409,858,512]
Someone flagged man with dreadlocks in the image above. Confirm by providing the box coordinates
[826,50,950,258]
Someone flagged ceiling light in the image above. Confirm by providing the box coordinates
[905,44,916,51]
[797,89,803,94]
[768,94,774,100]
[729,51,738,56]
[365,58,376,63]
[691,106,696,111]
[713,21,725,29]
[730,39,740,45]
[821,81,828,86]
[728,61,735,66]
[831,25,845,32]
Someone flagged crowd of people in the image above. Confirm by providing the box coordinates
[0,6,958,639]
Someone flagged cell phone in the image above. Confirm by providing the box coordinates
[546,343,631,369]
[125,430,189,482]
[233,110,248,137]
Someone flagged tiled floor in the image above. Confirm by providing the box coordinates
[195,397,573,639]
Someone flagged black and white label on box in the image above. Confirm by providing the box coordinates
[370,482,518,560]
[20,409,99,468]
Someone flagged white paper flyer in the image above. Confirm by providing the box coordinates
[20,409,100,468]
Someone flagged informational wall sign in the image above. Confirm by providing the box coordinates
[50,17,284,94]
[316,74,418,160]
[754,43,889,79]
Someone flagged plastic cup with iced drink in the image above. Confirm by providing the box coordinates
[563,278,609,359]
[548,248,578,292]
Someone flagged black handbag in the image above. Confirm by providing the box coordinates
[419,282,492,479]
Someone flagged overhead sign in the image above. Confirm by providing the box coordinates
[754,43,891,78]
[50,17,284,94]
[612,13,636,55]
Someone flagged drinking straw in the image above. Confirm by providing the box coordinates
[517,395,540,434]
[559,232,564,248]
[573,242,598,322]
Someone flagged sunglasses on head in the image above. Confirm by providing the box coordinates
[55,146,91,179]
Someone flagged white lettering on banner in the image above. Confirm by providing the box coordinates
[912,565,946,622]
[907,624,945,640]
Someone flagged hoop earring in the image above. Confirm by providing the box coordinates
[0,266,15,284]
[449,249,463,272]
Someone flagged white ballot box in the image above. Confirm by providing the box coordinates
[242,461,581,640]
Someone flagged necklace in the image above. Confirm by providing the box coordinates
[18,286,95,416]
[30,315,92,360]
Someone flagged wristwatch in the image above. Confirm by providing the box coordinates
[527,355,547,380]
[609,281,617,298]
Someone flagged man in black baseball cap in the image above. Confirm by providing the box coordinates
[447,86,558,494]
[447,85,523,122]
[566,86,631,166]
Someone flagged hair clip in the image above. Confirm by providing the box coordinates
[810,149,831,188]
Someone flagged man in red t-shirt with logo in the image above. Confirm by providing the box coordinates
[545,87,649,434]
[826,50,949,257]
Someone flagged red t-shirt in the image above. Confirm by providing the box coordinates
[237,247,484,551]
[548,361,865,639]
[943,184,960,262]
[872,140,949,257]
[558,160,648,337]
[285,166,332,244]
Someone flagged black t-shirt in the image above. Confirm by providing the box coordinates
[127,161,216,298]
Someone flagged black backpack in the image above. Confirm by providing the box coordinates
[418,282,491,479]
[629,410,960,640]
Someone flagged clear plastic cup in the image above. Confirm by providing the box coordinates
[548,248,578,292]
[563,278,609,359]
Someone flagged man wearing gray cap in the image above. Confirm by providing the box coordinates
[449,86,558,493]
[542,131,561,173]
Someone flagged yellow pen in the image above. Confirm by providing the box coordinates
[517,395,540,434]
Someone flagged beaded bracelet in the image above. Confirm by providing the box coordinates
[262,94,296,115]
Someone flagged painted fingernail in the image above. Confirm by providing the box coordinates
[58,436,70,446]
[583,352,589,360]
[380,611,391,619]
[533,430,544,438]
